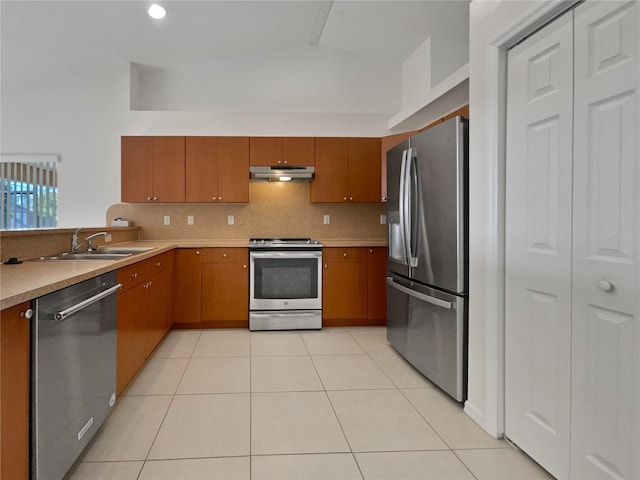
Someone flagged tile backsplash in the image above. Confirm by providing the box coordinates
[107,183,386,241]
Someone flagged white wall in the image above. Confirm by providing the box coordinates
[133,46,400,114]
[1,66,392,228]
[466,0,560,437]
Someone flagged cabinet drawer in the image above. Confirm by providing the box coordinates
[323,247,367,263]
[147,251,171,274]
[200,248,248,264]
[117,260,148,292]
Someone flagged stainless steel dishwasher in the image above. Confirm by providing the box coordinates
[32,271,121,480]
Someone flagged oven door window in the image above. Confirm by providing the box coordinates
[253,257,319,300]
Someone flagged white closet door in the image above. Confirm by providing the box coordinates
[571,1,639,479]
[504,11,574,480]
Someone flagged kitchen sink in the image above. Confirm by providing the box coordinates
[96,246,156,254]
[35,253,133,261]
[32,246,156,261]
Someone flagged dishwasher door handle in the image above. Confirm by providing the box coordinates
[53,283,122,321]
[386,277,453,310]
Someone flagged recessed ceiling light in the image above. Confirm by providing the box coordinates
[148,4,166,20]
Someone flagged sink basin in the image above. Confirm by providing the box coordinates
[36,252,133,261]
[31,246,156,261]
[97,246,156,254]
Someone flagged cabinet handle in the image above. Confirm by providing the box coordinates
[277,160,282,164]
[283,160,288,164]
[218,197,222,201]
[20,309,34,319]
[243,264,247,269]
[223,253,228,258]
[212,196,217,201]
[343,252,347,257]
[131,272,138,278]
[349,196,353,201]
[148,281,153,287]
[324,264,328,268]
[343,196,347,201]
[369,249,373,253]
[155,262,161,267]
[382,196,387,201]
[196,250,200,255]
[153,196,158,201]
[147,196,152,201]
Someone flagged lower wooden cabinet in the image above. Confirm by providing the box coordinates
[0,302,31,480]
[367,247,387,322]
[174,248,249,328]
[201,248,249,327]
[116,252,174,395]
[174,249,202,324]
[322,247,387,326]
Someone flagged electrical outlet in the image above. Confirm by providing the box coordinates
[104,234,112,243]
[163,215,171,225]
[187,215,194,225]
[323,214,330,225]
[380,214,387,225]
[228,215,235,225]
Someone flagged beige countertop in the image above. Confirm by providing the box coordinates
[0,238,386,310]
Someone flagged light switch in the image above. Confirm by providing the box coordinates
[163,215,171,225]
[187,215,194,225]
[380,214,387,225]
[323,214,330,225]
[228,215,235,225]
[104,234,112,243]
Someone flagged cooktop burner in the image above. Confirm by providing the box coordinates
[249,238,322,249]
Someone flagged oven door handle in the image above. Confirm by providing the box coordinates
[250,252,322,259]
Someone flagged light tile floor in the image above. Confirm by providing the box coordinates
[69,327,554,479]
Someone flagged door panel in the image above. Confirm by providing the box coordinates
[386,141,410,277]
[217,137,249,203]
[410,118,466,293]
[571,2,639,479]
[186,136,218,202]
[504,11,574,480]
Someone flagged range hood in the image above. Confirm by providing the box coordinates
[249,165,315,182]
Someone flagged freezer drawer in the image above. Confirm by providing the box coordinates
[386,276,467,402]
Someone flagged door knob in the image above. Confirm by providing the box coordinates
[598,280,614,292]
[20,309,33,319]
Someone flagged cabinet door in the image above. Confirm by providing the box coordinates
[121,136,153,202]
[282,137,315,166]
[311,137,349,202]
[218,137,250,203]
[323,259,368,322]
[504,12,574,480]
[571,2,640,479]
[250,137,282,165]
[152,136,185,202]
[202,262,248,324]
[348,137,382,202]
[116,284,146,395]
[186,136,218,202]
[145,269,171,358]
[367,247,387,322]
[1,302,31,480]
[174,249,202,323]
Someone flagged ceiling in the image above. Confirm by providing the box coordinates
[1,1,470,90]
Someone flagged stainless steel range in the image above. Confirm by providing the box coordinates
[249,238,323,331]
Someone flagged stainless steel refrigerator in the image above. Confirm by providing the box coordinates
[386,116,468,402]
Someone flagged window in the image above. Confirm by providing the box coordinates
[0,155,58,229]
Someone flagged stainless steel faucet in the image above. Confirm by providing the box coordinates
[84,232,108,251]
[71,228,108,252]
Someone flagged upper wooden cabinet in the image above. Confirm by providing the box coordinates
[121,136,186,203]
[311,137,382,203]
[186,136,249,203]
[250,137,315,166]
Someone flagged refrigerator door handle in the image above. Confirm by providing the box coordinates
[405,148,418,267]
[386,277,453,309]
[402,149,414,267]
[398,149,410,266]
